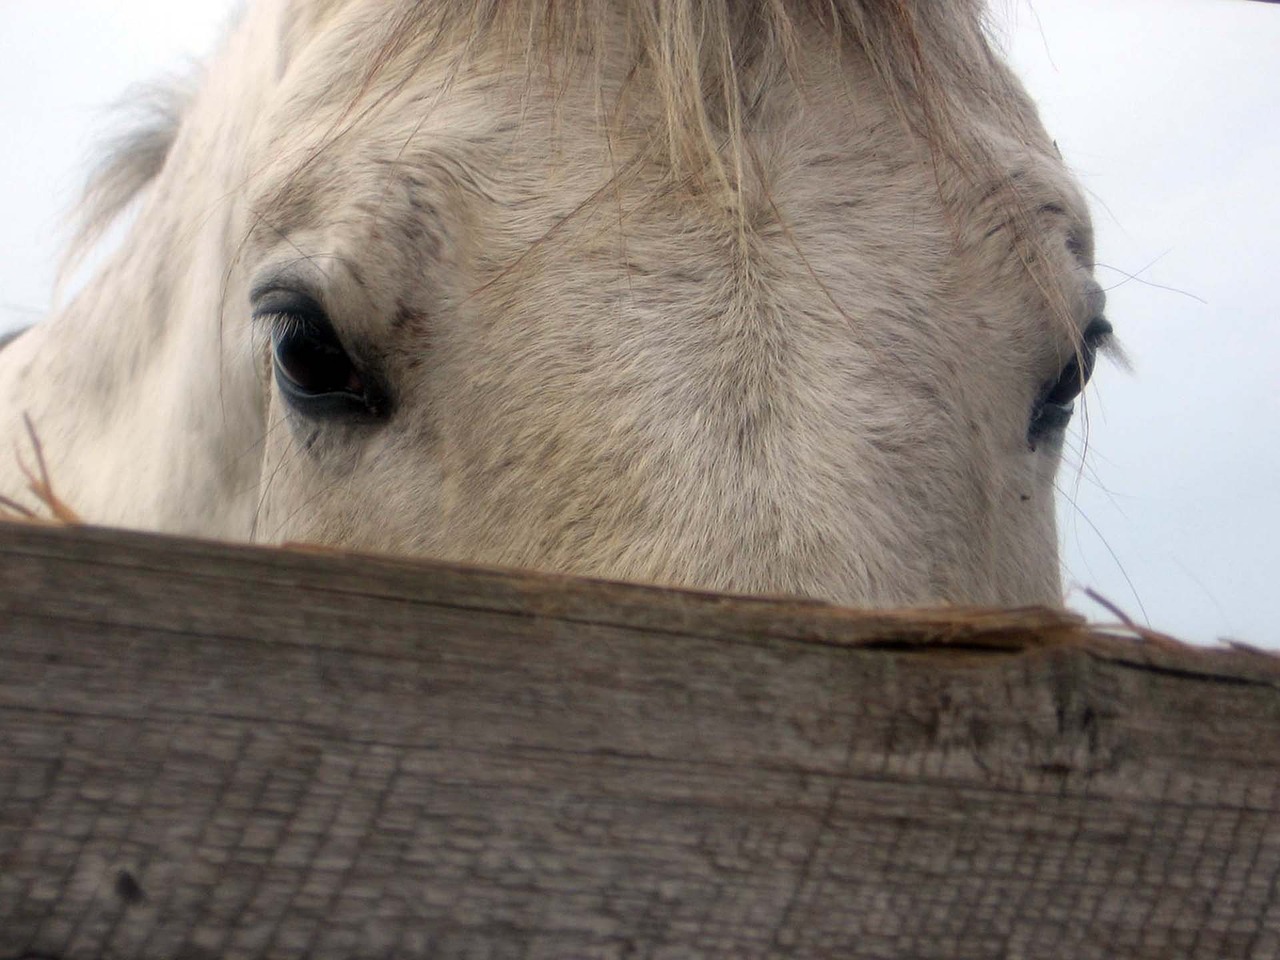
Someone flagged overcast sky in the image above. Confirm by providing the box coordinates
[0,1,1275,648]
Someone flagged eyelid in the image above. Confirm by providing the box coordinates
[251,284,326,322]
[1083,316,1113,352]
[257,306,328,350]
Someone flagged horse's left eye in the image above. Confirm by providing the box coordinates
[253,289,387,421]
[1028,318,1112,447]
[274,320,362,397]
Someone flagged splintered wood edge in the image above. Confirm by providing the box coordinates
[0,519,1275,685]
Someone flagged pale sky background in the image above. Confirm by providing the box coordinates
[0,1,1275,647]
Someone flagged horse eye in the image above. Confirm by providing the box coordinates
[253,289,387,421]
[1028,318,1112,447]
[274,320,361,396]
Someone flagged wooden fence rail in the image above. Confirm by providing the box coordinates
[1,522,1278,959]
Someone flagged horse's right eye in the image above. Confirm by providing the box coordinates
[252,290,388,421]
[1027,317,1112,448]
[274,319,362,397]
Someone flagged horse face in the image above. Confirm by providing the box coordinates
[244,14,1104,608]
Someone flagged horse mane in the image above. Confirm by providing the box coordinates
[63,73,200,279]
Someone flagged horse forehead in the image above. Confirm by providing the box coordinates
[247,83,509,250]
[243,12,1087,313]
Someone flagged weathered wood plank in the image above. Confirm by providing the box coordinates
[1,522,1278,959]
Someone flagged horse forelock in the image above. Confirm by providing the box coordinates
[68,0,1044,279]
[320,0,1021,181]
[363,0,1078,341]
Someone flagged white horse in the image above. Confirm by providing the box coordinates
[0,0,1111,608]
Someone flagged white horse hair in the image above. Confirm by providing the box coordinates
[0,0,1111,608]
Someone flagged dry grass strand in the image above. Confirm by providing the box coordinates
[0,415,84,527]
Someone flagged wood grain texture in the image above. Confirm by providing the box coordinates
[1,522,1278,960]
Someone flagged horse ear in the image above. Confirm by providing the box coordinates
[60,75,197,292]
